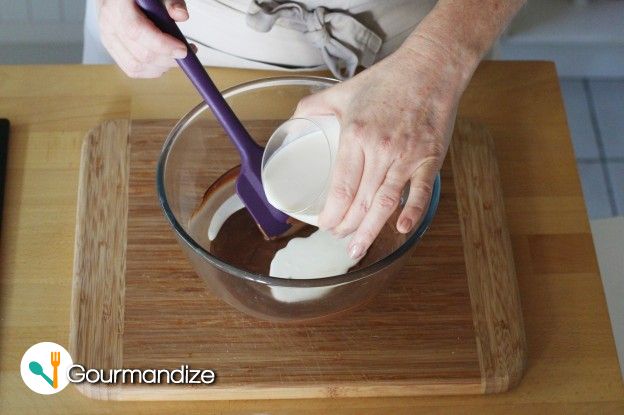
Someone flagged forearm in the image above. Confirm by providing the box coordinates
[400,0,526,88]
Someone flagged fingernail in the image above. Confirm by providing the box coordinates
[175,5,188,18]
[172,48,187,59]
[348,243,364,260]
[399,218,413,233]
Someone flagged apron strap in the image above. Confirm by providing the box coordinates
[247,0,382,79]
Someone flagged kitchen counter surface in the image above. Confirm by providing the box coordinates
[0,62,622,414]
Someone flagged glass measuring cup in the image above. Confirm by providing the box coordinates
[261,115,341,226]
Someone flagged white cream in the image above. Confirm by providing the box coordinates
[208,116,354,303]
[269,229,357,302]
[262,115,340,226]
[262,115,357,302]
[206,196,354,303]
[263,131,331,226]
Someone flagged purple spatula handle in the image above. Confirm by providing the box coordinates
[136,0,291,237]
[135,0,262,165]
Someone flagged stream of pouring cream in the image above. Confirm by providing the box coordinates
[208,125,356,303]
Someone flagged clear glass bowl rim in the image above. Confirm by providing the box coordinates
[156,75,441,288]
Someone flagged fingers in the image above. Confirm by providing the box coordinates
[106,34,167,78]
[318,142,364,230]
[102,33,152,78]
[347,168,407,259]
[124,5,187,58]
[396,157,439,233]
[125,36,179,68]
[164,0,189,21]
[99,0,190,78]
[332,152,389,237]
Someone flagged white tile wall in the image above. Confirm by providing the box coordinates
[0,0,85,43]
[0,0,85,24]
[0,0,29,21]
[499,0,624,77]
[590,80,624,158]
[0,0,85,63]
[560,80,599,159]
[63,0,86,22]
[560,78,624,220]
[608,162,624,214]
[590,217,624,381]
[30,0,63,22]
[577,162,614,219]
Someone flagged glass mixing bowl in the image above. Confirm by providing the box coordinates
[157,76,441,323]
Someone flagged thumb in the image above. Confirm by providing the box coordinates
[164,0,188,22]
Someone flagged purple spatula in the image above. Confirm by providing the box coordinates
[136,0,291,238]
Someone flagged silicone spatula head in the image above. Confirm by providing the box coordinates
[236,159,292,238]
[136,0,292,238]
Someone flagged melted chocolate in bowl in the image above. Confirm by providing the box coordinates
[157,77,440,322]
[188,167,407,284]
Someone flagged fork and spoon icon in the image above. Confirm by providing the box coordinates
[29,351,61,388]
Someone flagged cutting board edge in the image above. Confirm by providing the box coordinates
[450,119,528,393]
[68,118,526,400]
[72,377,485,401]
[69,119,130,376]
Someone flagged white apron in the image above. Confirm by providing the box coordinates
[83,0,435,79]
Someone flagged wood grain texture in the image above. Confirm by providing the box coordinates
[450,121,526,393]
[1,63,622,414]
[68,118,524,400]
[69,120,130,400]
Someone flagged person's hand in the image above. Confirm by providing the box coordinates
[98,0,194,78]
[293,37,473,259]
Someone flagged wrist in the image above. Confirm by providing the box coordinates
[400,0,526,87]
[395,31,478,95]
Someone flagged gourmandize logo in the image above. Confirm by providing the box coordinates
[20,342,73,395]
[21,341,216,394]
[29,351,61,389]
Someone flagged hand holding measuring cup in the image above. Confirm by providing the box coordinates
[292,43,468,259]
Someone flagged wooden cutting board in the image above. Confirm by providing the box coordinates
[69,119,525,401]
